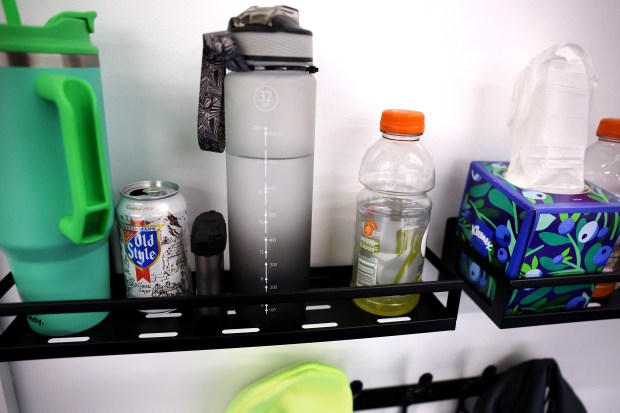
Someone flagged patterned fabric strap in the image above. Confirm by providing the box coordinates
[197,31,250,152]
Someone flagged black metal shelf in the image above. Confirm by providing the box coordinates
[0,248,462,362]
[443,218,620,328]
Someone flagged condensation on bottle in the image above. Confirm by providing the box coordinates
[584,118,620,297]
[351,109,435,316]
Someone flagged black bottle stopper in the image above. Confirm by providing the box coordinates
[191,211,227,316]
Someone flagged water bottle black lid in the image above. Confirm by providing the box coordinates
[191,211,227,257]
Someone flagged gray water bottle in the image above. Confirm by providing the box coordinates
[224,6,317,328]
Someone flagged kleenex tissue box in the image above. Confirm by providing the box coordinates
[456,161,620,315]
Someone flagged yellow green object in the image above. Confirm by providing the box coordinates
[225,362,353,413]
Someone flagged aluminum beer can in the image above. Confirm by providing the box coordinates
[116,181,193,312]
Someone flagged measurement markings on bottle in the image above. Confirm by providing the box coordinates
[259,127,281,315]
[263,126,270,314]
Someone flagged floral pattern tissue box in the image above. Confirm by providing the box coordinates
[456,161,620,315]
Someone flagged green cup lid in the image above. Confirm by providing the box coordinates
[0,7,99,55]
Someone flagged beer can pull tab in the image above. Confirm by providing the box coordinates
[191,211,227,316]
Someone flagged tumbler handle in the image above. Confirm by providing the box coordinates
[1,0,21,25]
[36,75,112,244]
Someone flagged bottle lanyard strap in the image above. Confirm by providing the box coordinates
[197,31,250,153]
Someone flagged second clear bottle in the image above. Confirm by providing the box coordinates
[351,110,435,316]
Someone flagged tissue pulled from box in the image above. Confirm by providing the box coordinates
[505,43,598,194]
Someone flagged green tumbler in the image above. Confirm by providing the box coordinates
[0,2,114,336]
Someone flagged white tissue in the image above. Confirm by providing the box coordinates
[504,43,598,194]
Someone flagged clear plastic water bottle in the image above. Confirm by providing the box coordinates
[584,118,620,297]
[351,110,435,316]
[585,118,620,196]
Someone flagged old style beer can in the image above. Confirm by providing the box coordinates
[116,181,192,312]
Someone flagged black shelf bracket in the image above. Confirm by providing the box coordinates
[442,217,620,328]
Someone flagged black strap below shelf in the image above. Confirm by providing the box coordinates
[0,272,14,297]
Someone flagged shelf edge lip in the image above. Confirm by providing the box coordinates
[509,272,620,288]
[499,307,620,328]
[0,319,458,362]
[0,283,463,317]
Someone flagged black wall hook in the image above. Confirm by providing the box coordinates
[350,380,364,400]
[352,365,500,411]
[401,372,433,412]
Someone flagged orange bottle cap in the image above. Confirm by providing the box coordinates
[596,118,620,139]
[380,109,425,135]
[592,282,616,298]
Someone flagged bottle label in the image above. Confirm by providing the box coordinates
[360,235,380,253]
[118,212,192,300]
[356,217,427,287]
[123,221,163,282]
[356,255,378,286]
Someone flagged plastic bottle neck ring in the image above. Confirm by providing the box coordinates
[381,132,422,141]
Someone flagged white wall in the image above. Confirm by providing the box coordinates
[2,0,620,412]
